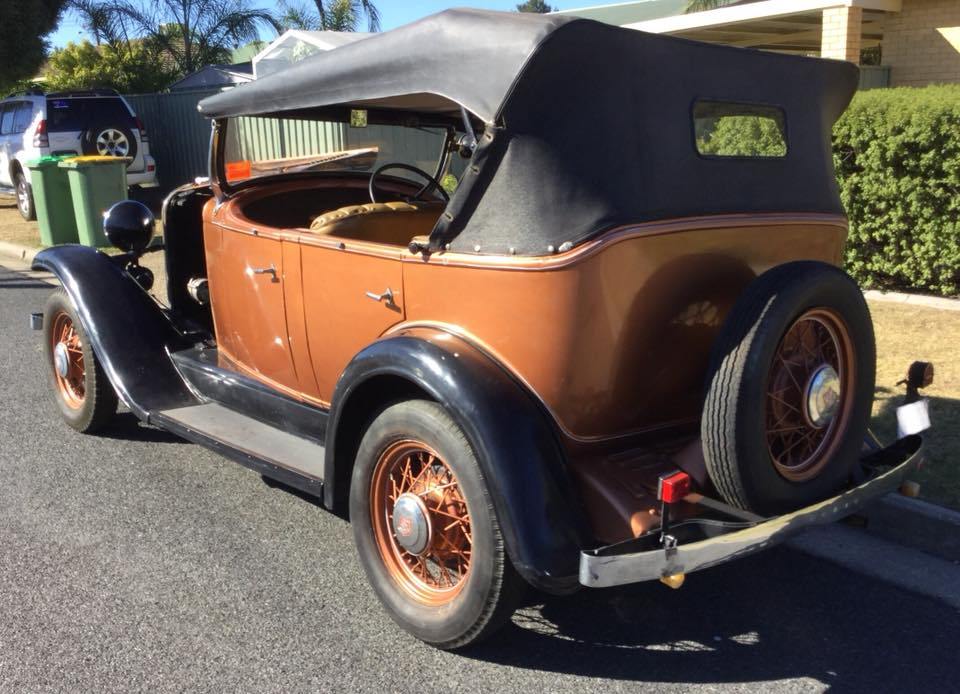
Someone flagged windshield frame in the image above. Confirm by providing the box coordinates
[210,113,458,202]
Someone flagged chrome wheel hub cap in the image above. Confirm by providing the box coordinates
[805,364,841,428]
[54,342,70,378]
[392,492,432,555]
[97,129,130,157]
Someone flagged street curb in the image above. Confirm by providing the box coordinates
[861,493,960,563]
[0,240,39,266]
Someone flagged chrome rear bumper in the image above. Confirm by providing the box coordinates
[579,435,923,588]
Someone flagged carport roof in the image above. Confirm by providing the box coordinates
[558,0,901,53]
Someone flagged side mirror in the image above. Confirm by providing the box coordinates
[103,200,155,255]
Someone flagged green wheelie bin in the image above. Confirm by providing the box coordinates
[59,155,131,247]
[25,155,80,246]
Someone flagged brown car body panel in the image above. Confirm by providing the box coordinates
[401,216,846,442]
[202,179,846,543]
[205,179,846,442]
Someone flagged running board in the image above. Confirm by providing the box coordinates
[153,402,325,498]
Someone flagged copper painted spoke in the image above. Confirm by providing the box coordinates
[767,424,808,435]
[769,406,797,430]
[777,358,804,393]
[417,481,459,497]
[429,506,470,524]
[768,391,803,415]
[437,562,454,587]
[779,430,813,460]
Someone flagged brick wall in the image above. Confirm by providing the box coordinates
[822,6,863,62]
[882,0,960,86]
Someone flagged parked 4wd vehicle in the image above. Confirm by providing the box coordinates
[31,10,927,649]
[0,89,156,220]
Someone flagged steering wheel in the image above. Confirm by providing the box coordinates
[368,163,449,205]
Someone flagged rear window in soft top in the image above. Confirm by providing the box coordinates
[45,97,132,133]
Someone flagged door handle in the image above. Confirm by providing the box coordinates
[251,264,279,282]
[365,287,395,304]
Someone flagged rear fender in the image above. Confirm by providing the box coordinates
[326,327,589,593]
[33,245,195,419]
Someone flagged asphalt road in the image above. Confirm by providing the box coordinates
[2,262,959,693]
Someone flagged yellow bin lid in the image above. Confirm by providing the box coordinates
[59,155,132,167]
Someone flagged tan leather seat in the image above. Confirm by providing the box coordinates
[308,201,443,246]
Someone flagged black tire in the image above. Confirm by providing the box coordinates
[42,289,118,433]
[81,121,138,163]
[15,168,35,221]
[702,261,875,515]
[350,399,526,649]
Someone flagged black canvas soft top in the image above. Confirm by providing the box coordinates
[198,9,576,124]
[200,9,860,256]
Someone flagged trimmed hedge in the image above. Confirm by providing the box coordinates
[692,86,960,296]
[833,85,960,296]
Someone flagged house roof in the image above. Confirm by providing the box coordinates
[168,63,252,91]
[251,29,373,79]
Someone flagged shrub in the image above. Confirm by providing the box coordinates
[696,114,787,157]
[833,85,960,296]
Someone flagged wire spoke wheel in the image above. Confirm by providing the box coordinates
[370,440,472,605]
[765,308,856,482]
[49,310,86,409]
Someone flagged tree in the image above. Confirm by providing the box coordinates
[0,0,68,93]
[44,40,177,93]
[68,0,282,77]
[276,0,380,32]
[516,0,556,13]
[67,0,116,45]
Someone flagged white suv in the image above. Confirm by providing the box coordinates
[0,89,157,220]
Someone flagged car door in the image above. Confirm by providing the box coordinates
[204,224,301,395]
[0,102,15,186]
[299,239,406,403]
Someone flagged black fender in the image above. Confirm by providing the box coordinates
[325,326,589,593]
[33,245,195,419]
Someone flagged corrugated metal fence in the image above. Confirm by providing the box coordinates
[124,87,456,193]
[124,88,218,191]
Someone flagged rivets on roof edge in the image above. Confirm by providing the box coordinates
[473,245,482,252]
[558,241,572,252]
[547,245,556,254]
[509,247,516,255]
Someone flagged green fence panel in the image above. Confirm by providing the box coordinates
[124,87,464,193]
[125,88,220,191]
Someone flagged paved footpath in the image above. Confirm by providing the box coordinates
[1,262,959,693]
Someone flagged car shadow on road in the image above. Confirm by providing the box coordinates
[97,412,190,444]
[0,272,52,290]
[466,545,959,689]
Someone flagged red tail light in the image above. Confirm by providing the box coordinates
[33,119,48,148]
[134,116,147,139]
[657,471,692,504]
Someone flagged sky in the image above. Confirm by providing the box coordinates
[49,0,600,49]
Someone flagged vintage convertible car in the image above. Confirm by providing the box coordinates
[32,10,926,649]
